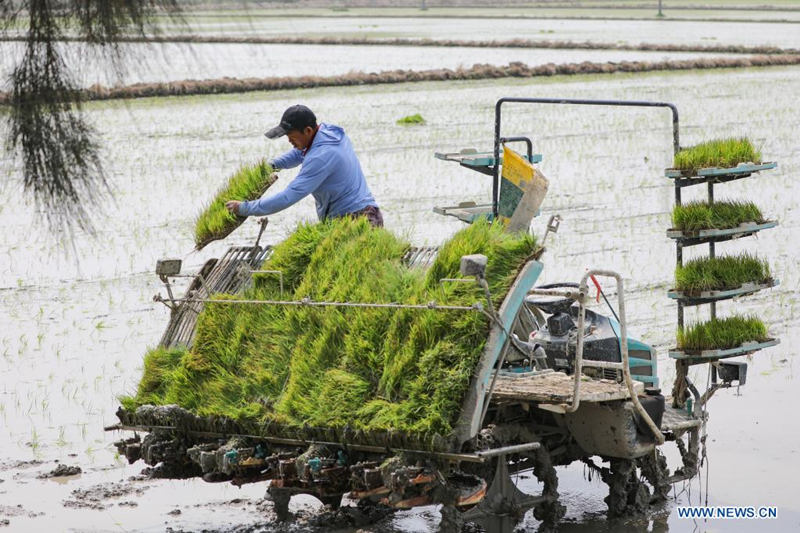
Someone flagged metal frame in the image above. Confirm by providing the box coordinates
[528,271,665,444]
[492,97,680,219]
[453,260,545,445]
[108,423,535,464]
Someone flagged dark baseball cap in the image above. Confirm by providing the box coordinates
[265,105,317,139]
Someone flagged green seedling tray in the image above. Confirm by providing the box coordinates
[669,338,779,362]
[665,162,777,185]
[667,279,779,305]
[666,221,778,246]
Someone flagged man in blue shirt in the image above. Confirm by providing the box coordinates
[225,105,383,227]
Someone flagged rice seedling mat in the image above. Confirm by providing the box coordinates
[669,338,780,361]
[664,161,777,183]
[125,218,542,451]
[667,279,779,305]
[666,221,778,246]
[491,371,644,405]
[194,161,277,250]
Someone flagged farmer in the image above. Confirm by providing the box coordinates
[225,104,383,227]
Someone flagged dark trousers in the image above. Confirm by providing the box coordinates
[350,205,384,228]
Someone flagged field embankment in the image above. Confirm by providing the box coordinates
[2,54,797,103]
[2,35,797,55]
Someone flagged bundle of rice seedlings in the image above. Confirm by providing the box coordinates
[677,315,769,351]
[194,160,276,250]
[674,254,771,293]
[673,138,761,173]
[396,113,425,125]
[125,217,538,445]
[120,346,187,411]
[671,201,765,232]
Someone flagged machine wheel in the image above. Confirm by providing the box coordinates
[531,446,566,526]
[638,449,671,503]
[602,459,649,518]
[267,485,292,521]
[319,493,343,510]
[438,504,465,533]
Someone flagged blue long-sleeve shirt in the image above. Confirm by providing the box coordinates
[239,123,377,220]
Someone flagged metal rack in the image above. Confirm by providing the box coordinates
[667,156,781,406]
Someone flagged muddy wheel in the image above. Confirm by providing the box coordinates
[532,447,566,526]
[319,493,343,510]
[267,485,292,522]
[438,504,464,533]
[603,459,649,518]
[638,449,671,503]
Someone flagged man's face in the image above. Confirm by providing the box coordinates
[286,126,316,150]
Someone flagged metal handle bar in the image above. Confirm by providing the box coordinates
[570,269,665,444]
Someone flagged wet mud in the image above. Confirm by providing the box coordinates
[63,481,150,511]
[166,498,396,533]
[37,463,82,478]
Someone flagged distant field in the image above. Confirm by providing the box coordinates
[173,7,800,23]
[184,1,800,10]
[167,1,800,24]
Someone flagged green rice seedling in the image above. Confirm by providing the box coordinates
[673,138,761,173]
[671,201,765,232]
[123,346,187,408]
[126,217,538,445]
[396,113,426,125]
[674,254,771,293]
[194,160,276,250]
[677,315,769,351]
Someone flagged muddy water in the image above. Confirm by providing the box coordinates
[1,64,799,530]
[166,15,800,49]
[0,41,742,89]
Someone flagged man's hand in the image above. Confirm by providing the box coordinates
[225,200,242,216]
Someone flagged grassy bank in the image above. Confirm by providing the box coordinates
[7,55,799,103]
[124,217,538,444]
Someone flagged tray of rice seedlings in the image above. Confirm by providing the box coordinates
[669,315,778,359]
[665,138,775,179]
[668,253,776,303]
[667,200,777,244]
[121,217,539,451]
[396,113,425,125]
[194,160,276,250]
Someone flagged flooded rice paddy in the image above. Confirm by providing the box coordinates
[1,13,800,533]
[165,15,800,49]
[0,41,744,89]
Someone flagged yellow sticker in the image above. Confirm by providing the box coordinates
[502,145,534,188]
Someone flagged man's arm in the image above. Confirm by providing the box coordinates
[270,148,303,170]
[235,155,334,217]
